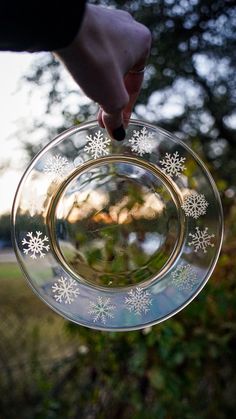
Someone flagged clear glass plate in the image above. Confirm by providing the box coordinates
[12,120,223,331]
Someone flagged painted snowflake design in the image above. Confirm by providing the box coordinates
[125,287,152,316]
[88,296,116,324]
[171,264,197,291]
[188,227,215,253]
[52,277,80,304]
[181,192,209,219]
[22,231,50,259]
[44,154,70,181]
[129,127,154,156]
[85,130,111,159]
[160,151,186,177]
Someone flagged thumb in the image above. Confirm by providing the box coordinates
[101,78,129,141]
[102,110,127,141]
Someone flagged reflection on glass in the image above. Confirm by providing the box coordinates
[53,162,180,287]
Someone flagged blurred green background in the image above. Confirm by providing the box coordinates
[1,1,236,418]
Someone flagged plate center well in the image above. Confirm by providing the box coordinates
[49,156,184,288]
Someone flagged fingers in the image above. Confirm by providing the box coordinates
[97,70,145,134]
[123,70,145,128]
[98,30,151,136]
[97,108,104,128]
[84,8,152,139]
[102,111,126,141]
[97,75,129,140]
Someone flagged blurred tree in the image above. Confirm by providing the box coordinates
[0,213,11,243]
[22,0,236,184]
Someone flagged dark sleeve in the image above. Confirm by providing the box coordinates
[0,0,87,52]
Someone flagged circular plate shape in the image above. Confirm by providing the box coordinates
[12,120,223,331]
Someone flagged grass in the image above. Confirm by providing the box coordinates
[0,261,79,372]
[0,262,22,280]
[0,262,50,316]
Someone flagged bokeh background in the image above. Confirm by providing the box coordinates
[0,1,236,418]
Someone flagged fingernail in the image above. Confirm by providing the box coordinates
[112,125,126,141]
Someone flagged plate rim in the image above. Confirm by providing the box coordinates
[11,119,224,331]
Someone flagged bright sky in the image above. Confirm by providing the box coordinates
[0,52,36,215]
[0,52,48,214]
[0,51,92,216]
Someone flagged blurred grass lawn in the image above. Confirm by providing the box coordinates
[0,261,78,364]
[0,262,55,318]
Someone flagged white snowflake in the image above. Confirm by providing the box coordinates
[181,192,209,219]
[88,296,116,324]
[129,127,154,156]
[85,130,111,159]
[52,277,80,304]
[160,151,186,177]
[125,287,152,316]
[188,226,215,253]
[44,154,70,181]
[171,264,197,291]
[22,231,50,259]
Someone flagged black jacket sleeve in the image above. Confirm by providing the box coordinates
[0,0,87,52]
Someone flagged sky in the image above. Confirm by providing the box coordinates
[0,50,93,216]
[0,51,36,215]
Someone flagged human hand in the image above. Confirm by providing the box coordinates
[55,4,151,140]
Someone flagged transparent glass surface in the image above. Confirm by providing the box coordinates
[12,120,223,331]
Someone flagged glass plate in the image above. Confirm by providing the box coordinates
[12,120,223,331]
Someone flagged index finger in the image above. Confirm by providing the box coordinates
[123,70,145,128]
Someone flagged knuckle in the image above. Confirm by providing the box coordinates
[102,97,129,115]
[141,26,152,52]
[103,103,126,115]
[120,10,133,20]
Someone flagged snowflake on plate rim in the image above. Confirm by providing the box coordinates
[171,264,197,291]
[22,231,50,259]
[188,226,215,253]
[52,276,80,304]
[43,154,70,181]
[125,287,152,316]
[160,151,186,177]
[88,296,116,324]
[85,130,111,159]
[181,192,209,219]
[129,127,155,156]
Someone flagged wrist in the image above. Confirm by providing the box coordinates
[54,2,89,56]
